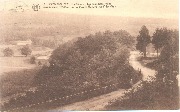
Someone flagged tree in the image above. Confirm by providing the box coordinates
[154,29,179,60]
[136,25,151,57]
[21,45,32,56]
[152,28,171,57]
[30,56,36,64]
[170,30,179,55]
[158,30,179,79]
[113,30,135,49]
[3,47,14,57]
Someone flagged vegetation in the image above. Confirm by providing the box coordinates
[31,37,58,48]
[106,76,179,110]
[152,28,178,57]
[152,28,167,57]
[30,56,36,64]
[3,47,14,57]
[106,28,179,110]
[2,30,142,111]
[21,45,32,56]
[0,69,39,98]
[136,25,151,57]
[37,30,136,87]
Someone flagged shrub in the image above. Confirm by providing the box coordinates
[3,47,14,57]
[21,45,32,56]
[30,56,36,64]
[106,75,179,110]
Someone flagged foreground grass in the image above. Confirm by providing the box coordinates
[105,78,179,110]
[1,66,142,111]
[0,57,36,73]
[0,68,39,98]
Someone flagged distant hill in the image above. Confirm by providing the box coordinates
[0,11,178,43]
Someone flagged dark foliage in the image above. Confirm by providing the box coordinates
[136,25,151,57]
[152,28,178,57]
[106,76,179,110]
[21,45,32,56]
[3,47,14,57]
[30,56,36,64]
[106,28,179,110]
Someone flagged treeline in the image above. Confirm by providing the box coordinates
[31,37,59,48]
[136,26,178,75]
[136,26,178,58]
[2,36,59,49]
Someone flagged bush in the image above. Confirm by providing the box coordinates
[30,56,36,64]
[3,47,14,57]
[106,75,179,110]
[21,45,32,56]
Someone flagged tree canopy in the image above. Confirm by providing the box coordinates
[37,30,138,89]
[21,45,32,56]
[3,47,14,57]
[136,25,151,57]
[152,28,175,57]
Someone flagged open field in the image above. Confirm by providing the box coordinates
[0,57,36,73]
[0,44,53,73]
[0,44,53,104]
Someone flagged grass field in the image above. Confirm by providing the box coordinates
[0,57,36,73]
[0,45,52,103]
[0,68,39,103]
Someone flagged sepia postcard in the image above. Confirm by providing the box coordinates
[0,0,179,111]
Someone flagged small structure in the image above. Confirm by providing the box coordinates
[35,55,50,66]
[11,39,32,46]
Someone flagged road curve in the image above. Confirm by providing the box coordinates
[52,51,156,111]
[129,51,156,81]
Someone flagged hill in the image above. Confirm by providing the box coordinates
[0,11,178,43]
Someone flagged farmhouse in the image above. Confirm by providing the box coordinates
[11,39,32,46]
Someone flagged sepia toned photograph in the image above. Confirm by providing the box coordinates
[0,0,179,111]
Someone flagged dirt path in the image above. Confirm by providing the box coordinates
[53,51,156,111]
[129,51,156,81]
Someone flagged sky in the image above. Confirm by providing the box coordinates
[0,0,178,19]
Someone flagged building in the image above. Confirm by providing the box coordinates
[35,55,50,66]
[11,39,32,46]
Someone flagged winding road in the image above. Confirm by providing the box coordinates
[53,51,156,111]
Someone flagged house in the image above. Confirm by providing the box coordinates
[11,39,32,46]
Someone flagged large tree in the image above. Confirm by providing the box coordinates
[136,25,151,57]
[152,28,171,57]
[159,30,179,74]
